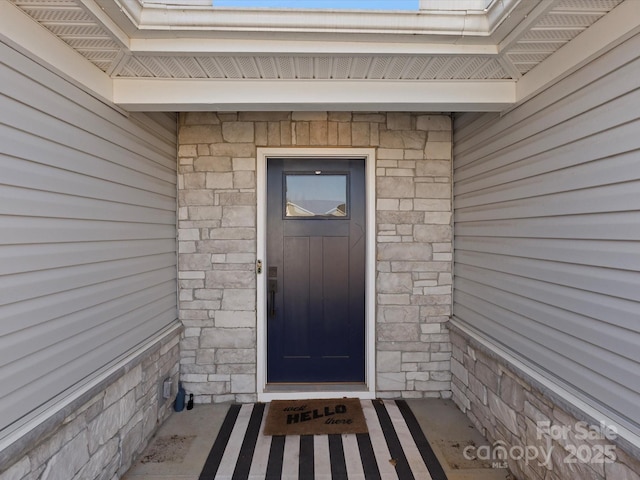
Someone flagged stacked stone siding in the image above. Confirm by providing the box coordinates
[450,325,640,480]
[0,326,181,480]
[177,111,453,402]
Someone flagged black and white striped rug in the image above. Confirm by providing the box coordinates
[199,399,447,480]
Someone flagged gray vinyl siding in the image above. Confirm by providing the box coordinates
[452,33,640,433]
[0,42,177,432]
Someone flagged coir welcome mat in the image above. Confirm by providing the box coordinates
[263,398,368,436]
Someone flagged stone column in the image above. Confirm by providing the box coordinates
[178,113,257,403]
[375,113,453,399]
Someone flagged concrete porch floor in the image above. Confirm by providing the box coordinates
[123,399,514,480]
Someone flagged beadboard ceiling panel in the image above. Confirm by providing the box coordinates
[115,54,511,80]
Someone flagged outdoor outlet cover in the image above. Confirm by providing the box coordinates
[162,379,172,399]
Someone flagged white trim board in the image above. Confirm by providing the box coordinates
[0,322,181,458]
[449,318,640,455]
[256,148,376,402]
[113,79,515,112]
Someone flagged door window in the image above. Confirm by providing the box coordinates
[285,173,348,218]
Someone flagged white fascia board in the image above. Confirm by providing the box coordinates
[484,0,523,35]
[105,0,527,40]
[0,1,113,104]
[516,0,640,105]
[128,5,489,36]
[110,0,144,26]
[421,0,524,35]
[420,0,491,11]
[129,37,498,55]
[144,0,212,5]
[112,78,515,111]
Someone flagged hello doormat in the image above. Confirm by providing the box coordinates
[263,398,368,436]
[198,400,448,480]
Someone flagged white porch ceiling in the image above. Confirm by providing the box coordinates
[3,0,638,111]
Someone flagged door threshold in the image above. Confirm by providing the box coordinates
[265,383,368,393]
[259,383,375,402]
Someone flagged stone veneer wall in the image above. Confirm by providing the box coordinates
[0,326,181,480]
[450,324,640,480]
[177,111,453,402]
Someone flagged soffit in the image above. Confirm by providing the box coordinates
[7,0,625,81]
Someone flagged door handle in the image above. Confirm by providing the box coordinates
[268,279,277,317]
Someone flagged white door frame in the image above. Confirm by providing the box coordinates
[256,148,376,402]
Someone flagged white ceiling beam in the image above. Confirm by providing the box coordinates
[0,1,113,104]
[128,37,498,55]
[112,78,515,112]
[516,0,640,104]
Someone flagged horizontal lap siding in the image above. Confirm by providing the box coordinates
[452,33,640,433]
[0,43,177,431]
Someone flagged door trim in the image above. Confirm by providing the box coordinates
[256,148,376,402]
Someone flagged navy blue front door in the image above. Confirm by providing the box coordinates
[266,158,366,383]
